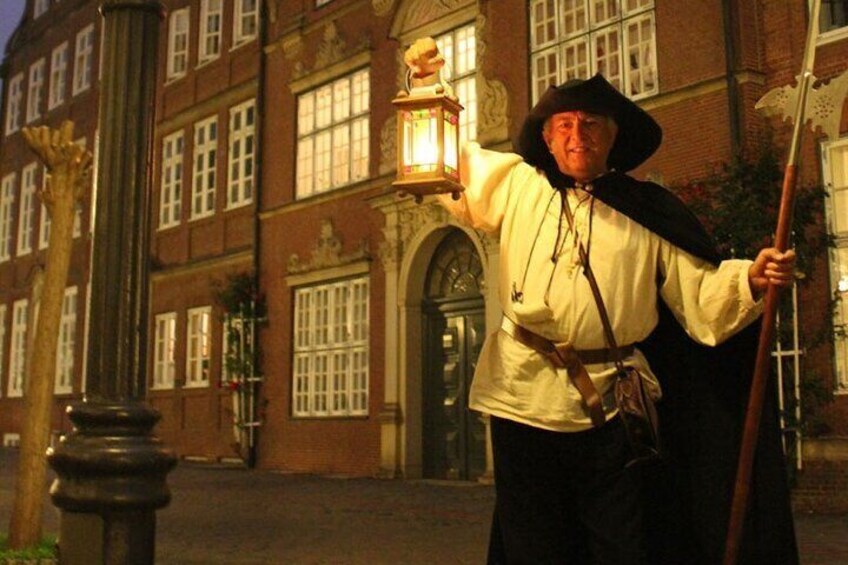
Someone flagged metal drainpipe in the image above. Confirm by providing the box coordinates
[248,0,269,470]
[722,0,742,156]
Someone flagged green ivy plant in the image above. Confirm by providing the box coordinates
[672,143,834,440]
[211,272,267,386]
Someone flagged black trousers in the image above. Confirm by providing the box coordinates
[487,416,644,565]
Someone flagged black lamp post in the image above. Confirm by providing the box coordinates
[47,1,176,563]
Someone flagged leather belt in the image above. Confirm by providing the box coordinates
[500,317,634,427]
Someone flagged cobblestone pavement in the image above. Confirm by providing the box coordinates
[1,448,846,564]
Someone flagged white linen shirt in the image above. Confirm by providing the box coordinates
[437,143,763,432]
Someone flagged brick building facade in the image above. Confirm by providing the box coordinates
[0,0,846,484]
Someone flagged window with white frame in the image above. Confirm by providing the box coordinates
[7,299,28,398]
[153,312,177,389]
[34,0,49,18]
[72,138,86,237]
[39,172,52,250]
[436,24,478,145]
[292,277,369,417]
[296,69,370,198]
[199,0,223,64]
[55,287,77,394]
[26,59,46,123]
[529,0,657,103]
[159,131,184,228]
[5,74,24,135]
[234,0,258,45]
[0,174,15,262]
[821,0,847,34]
[823,137,848,393]
[227,99,255,208]
[186,307,211,387]
[17,164,37,256]
[48,42,69,110]
[72,25,94,95]
[0,305,5,398]
[167,8,190,79]
[192,116,217,219]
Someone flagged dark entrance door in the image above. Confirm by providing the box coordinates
[422,230,486,481]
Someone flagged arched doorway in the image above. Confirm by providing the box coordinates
[422,229,487,481]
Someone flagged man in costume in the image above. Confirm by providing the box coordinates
[408,41,798,564]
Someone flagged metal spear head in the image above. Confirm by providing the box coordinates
[756,69,848,141]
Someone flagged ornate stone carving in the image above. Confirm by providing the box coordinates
[379,117,398,176]
[398,203,451,249]
[372,0,397,17]
[314,22,347,70]
[475,14,510,146]
[282,35,303,61]
[287,219,370,274]
[391,0,474,38]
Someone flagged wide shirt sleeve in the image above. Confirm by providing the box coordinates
[436,143,764,432]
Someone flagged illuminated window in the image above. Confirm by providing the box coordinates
[160,131,184,228]
[296,69,370,198]
[167,8,190,79]
[153,312,177,389]
[186,307,211,388]
[823,137,848,394]
[0,174,15,261]
[227,99,256,208]
[529,0,657,103]
[199,0,222,63]
[17,164,37,256]
[26,59,46,123]
[48,42,69,110]
[435,24,478,145]
[72,25,94,95]
[55,287,78,394]
[5,74,24,135]
[7,300,28,398]
[292,277,369,417]
[192,117,218,219]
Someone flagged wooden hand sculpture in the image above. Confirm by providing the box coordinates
[403,37,445,87]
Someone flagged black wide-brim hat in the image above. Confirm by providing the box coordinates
[516,74,662,174]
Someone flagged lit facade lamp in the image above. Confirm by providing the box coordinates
[393,39,463,203]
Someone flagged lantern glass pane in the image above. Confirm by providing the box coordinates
[444,111,458,177]
[403,108,438,174]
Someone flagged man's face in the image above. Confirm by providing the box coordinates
[543,111,618,183]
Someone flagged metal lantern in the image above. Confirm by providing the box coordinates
[392,81,463,202]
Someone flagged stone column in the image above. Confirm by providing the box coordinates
[47,2,176,564]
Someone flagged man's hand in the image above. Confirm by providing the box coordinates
[404,37,445,80]
[748,248,796,298]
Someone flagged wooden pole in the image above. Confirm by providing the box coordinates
[723,2,820,563]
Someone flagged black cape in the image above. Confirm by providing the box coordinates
[588,171,799,564]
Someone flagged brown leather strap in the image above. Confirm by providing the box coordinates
[502,319,632,428]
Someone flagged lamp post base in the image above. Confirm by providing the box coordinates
[48,401,177,565]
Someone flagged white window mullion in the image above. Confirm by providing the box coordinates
[185,306,211,388]
[49,42,69,110]
[167,8,190,80]
[159,131,184,228]
[8,300,29,398]
[199,0,223,64]
[234,0,259,46]
[17,164,38,256]
[227,100,256,208]
[26,59,46,124]
[0,305,6,398]
[72,25,94,96]
[292,278,369,417]
[0,174,15,261]
[5,74,24,135]
[192,117,218,219]
[823,139,848,393]
[54,287,78,394]
[153,312,177,389]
